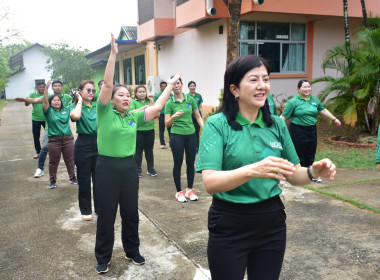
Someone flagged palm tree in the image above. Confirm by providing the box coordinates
[360,0,369,28]
[313,17,380,135]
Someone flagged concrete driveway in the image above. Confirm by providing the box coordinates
[0,101,379,279]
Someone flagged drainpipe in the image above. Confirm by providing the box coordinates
[206,0,217,15]
[253,0,264,4]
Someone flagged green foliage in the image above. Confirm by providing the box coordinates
[43,43,94,94]
[0,42,32,91]
[207,88,224,117]
[313,16,380,134]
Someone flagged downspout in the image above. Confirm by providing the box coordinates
[206,0,217,16]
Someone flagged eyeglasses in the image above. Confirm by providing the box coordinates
[86,89,96,94]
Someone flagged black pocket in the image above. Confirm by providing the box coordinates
[208,207,223,230]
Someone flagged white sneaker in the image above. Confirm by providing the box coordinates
[82,215,93,221]
[34,168,44,178]
[175,191,187,202]
[185,189,198,201]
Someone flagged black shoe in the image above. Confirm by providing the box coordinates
[96,263,109,274]
[69,176,78,184]
[147,169,158,177]
[125,254,145,265]
[49,179,56,189]
[137,170,142,178]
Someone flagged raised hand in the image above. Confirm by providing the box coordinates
[167,73,181,86]
[76,92,83,104]
[110,33,118,56]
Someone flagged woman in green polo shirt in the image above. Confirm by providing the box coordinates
[165,78,204,202]
[129,85,157,177]
[280,79,341,169]
[70,80,98,221]
[42,80,80,189]
[187,81,204,151]
[196,55,336,280]
[94,33,181,274]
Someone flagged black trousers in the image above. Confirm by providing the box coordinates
[158,114,171,145]
[32,120,45,154]
[74,134,98,215]
[191,114,200,150]
[208,196,287,280]
[169,133,197,192]
[289,123,317,167]
[94,155,140,265]
[135,129,155,172]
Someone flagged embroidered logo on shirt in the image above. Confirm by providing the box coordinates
[270,142,283,149]
[129,120,136,127]
[62,112,67,115]
[186,103,191,109]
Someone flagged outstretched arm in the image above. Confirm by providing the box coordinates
[98,33,118,106]
[14,97,42,106]
[145,74,181,123]
[43,80,51,112]
[319,109,341,126]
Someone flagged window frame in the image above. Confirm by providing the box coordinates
[238,21,307,74]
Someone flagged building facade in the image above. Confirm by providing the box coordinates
[137,0,380,111]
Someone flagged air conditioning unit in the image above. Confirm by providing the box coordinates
[147,76,160,97]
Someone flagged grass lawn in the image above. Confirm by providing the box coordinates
[315,119,377,170]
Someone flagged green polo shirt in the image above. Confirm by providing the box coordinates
[267,94,278,116]
[376,125,380,164]
[73,102,97,135]
[154,91,172,114]
[187,92,203,108]
[281,94,325,126]
[164,93,198,135]
[196,111,299,204]
[129,99,155,131]
[94,89,100,101]
[28,92,45,121]
[60,94,73,108]
[43,106,73,137]
[97,101,146,157]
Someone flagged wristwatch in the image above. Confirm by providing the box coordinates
[307,166,319,182]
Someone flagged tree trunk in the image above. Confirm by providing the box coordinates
[223,0,242,67]
[343,0,350,46]
[360,0,369,28]
[373,72,380,135]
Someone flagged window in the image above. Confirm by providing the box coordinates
[134,55,146,84]
[123,58,133,85]
[114,61,120,84]
[239,21,306,73]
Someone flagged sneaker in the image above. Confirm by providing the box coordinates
[69,176,78,184]
[316,177,322,183]
[33,154,39,159]
[147,169,158,177]
[175,191,187,202]
[34,168,44,178]
[185,189,198,201]
[125,254,145,265]
[137,170,142,178]
[82,215,93,221]
[96,263,109,274]
[160,145,166,149]
[49,179,56,189]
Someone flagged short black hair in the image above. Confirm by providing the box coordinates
[52,80,63,86]
[188,81,196,87]
[48,95,63,109]
[98,80,104,87]
[36,81,45,86]
[160,81,167,86]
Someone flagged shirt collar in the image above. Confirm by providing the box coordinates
[297,94,310,101]
[172,93,187,103]
[235,110,265,128]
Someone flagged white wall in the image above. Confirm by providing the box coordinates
[5,46,51,99]
[311,17,362,97]
[157,19,226,107]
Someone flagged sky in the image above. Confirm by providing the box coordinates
[0,0,138,52]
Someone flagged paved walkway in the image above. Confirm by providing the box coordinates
[0,101,379,279]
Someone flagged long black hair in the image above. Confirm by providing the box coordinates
[219,55,274,130]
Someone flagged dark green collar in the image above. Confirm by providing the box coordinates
[235,110,265,128]
[297,94,310,101]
